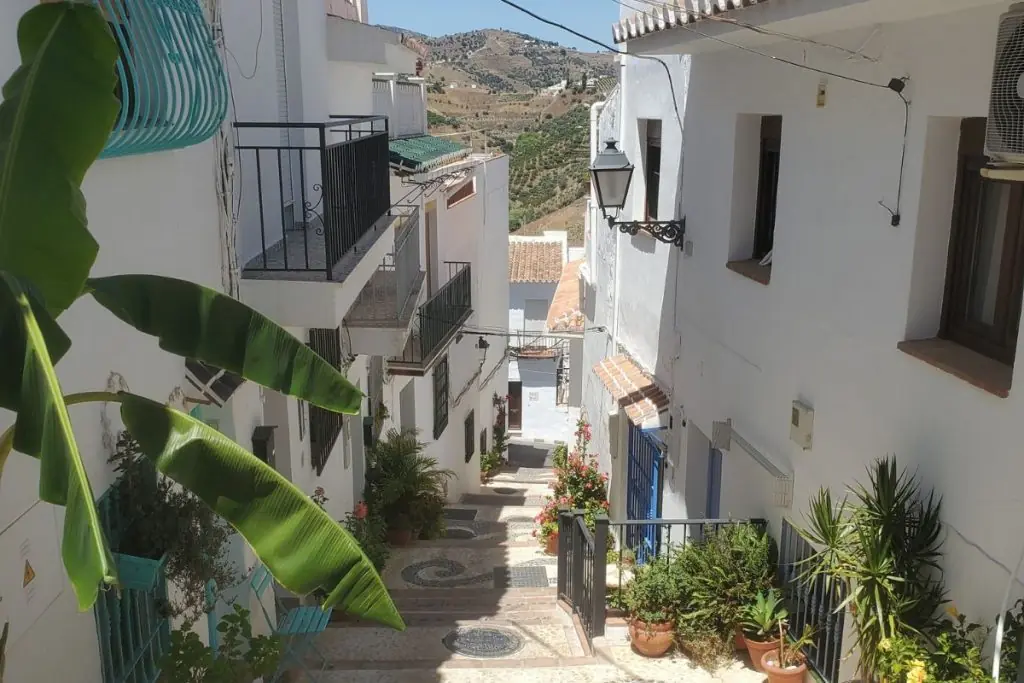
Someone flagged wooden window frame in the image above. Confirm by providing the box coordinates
[464,410,475,463]
[940,118,1024,366]
[753,115,782,261]
[433,355,450,439]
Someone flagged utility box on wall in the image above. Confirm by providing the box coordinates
[790,401,814,450]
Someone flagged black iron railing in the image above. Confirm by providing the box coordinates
[392,262,472,367]
[234,116,391,279]
[347,206,423,325]
[778,518,845,683]
[557,509,608,647]
[308,328,343,473]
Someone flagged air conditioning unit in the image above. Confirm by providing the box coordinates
[985,4,1024,168]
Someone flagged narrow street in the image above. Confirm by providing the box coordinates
[312,442,762,682]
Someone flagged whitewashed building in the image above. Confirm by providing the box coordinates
[0,1,469,681]
[583,1,1024,678]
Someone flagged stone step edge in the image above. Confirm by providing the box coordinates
[387,587,555,598]
[308,656,598,671]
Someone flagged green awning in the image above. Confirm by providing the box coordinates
[389,135,469,173]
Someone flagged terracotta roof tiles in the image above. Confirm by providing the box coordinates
[612,0,768,44]
[593,354,670,425]
[547,260,584,334]
[509,240,563,283]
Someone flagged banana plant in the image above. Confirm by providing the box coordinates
[0,2,403,633]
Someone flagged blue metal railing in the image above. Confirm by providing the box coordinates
[96,0,228,158]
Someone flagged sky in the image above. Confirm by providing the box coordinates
[371,0,621,52]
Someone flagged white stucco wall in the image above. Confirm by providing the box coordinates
[509,281,558,335]
[656,2,1024,623]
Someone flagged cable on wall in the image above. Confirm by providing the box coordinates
[501,0,912,226]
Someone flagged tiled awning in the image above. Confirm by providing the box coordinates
[547,259,584,334]
[612,0,769,44]
[389,135,469,172]
[593,354,670,425]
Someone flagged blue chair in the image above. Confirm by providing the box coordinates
[250,564,334,682]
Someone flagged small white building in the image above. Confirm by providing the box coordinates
[582,0,1024,678]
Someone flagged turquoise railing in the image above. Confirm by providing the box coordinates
[96,0,228,158]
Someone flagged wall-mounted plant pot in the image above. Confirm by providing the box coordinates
[388,528,414,546]
[761,650,807,683]
[628,619,674,657]
[544,533,558,556]
[743,634,782,672]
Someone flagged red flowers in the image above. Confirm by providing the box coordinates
[354,501,369,520]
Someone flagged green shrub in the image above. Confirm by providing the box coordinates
[623,556,681,625]
[551,443,568,470]
[365,429,453,538]
[342,503,389,571]
[676,619,733,670]
[162,605,281,683]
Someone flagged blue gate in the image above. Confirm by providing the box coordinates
[625,423,665,563]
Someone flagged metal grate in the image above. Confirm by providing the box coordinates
[433,355,449,439]
[308,328,343,474]
[95,0,227,158]
[778,518,845,683]
[987,10,1024,158]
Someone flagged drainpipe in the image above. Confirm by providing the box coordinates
[611,55,627,349]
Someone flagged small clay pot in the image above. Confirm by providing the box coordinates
[743,633,782,672]
[388,528,414,546]
[761,649,807,683]
[733,625,746,650]
[544,532,558,556]
[628,619,674,658]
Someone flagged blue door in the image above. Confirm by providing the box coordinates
[625,423,665,563]
[706,447,723,519]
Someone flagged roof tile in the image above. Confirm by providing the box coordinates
[612,0,768,44]
[390,135,469,172]
[593,354,670,425]
[509,240,563,283]
[547,260,584,334]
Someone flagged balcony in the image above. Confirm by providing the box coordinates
[373,77,427,139]
[344,207,427,357]
[388,262,473,376]
[234,116,398,328]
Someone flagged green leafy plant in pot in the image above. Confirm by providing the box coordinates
[365,429,453,546]
[762,623,815,683]
[624,556,680,657]
[742,589,789,672]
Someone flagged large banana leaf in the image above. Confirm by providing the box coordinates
[119,393,404,630]
[1,274,117,610]
[0,279,71,412]
[0,3,117,314]
[88,275,363,414]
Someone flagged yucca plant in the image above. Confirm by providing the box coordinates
[0,1,404,659]
[798,458,945,678]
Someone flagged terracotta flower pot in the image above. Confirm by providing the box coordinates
[743,634,782,672]
[628,619,674,658]
[388,528,414,546]
[544,533,558,555]
[733,625,746,650]
[761,649,807,683]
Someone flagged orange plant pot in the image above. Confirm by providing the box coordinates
[388,528,414,546]
[544,533,558,555]
[761,650,808,683]
[734,625,746,650]
[628,620,674,658]
[743,634,782,672]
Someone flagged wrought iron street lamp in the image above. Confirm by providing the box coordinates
[589,139,686,248]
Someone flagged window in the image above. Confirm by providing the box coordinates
[297,400,307,441]
[308,328,343,474]
[941,118,1024,365]
[446,178,477,208]
[433,355,450,439]
[524,298,549,333]
[754,115,782,261]
[642,120,662,220]
[464,411,476,463]
[479,428,488,456]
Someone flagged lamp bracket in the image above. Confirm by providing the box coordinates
[606,215,687,249]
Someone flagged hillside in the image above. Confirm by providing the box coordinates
[379,26,615,232]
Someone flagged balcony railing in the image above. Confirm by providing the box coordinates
[234,116,392,281]
[346,206,425,325]
[390,262,472,371]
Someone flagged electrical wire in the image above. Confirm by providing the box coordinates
[499,0,910,224]
[223,0,264,80]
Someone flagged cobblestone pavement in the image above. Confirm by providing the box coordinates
[311,442,765,683]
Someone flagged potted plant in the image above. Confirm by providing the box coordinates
[534,500,561,555]
[623,556,679,657]
[161,605,282,682]
[365,429,453,547]
[742,589,789,672]
[480,447,502,482]
[762,624,815,683]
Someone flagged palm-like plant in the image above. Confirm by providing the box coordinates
[798,458,944,677]
[0,0,403,646]
[366,429,454,533]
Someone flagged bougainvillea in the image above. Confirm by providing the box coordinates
[536,418,609,545]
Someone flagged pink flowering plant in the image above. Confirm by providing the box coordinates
[537,418,609,546]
